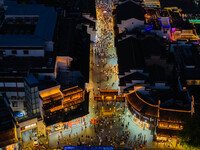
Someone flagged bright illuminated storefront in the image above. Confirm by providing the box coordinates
[126,105,152,130]
[17,117,46,142]
[0,143,18,150]
[156,136,168,142]
[46,116,87,135]
[5,144,18,150]
[133,116,150,129]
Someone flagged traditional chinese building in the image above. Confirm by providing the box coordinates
[126,89,193,141]
[39,81,89,134]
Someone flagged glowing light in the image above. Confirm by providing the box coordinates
[25,123,36,129]
[63,146,113,150]
[189,19,200,24]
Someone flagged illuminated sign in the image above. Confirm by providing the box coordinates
[62,146,113,150]
[189,19,200,24]
[21,123,37,130]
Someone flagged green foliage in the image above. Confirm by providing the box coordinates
[178,113,200,149]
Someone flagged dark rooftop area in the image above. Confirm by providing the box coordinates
[38,79,60,91]
[137,89,191,110]
[160,0,200,13]
[117,36,168,75]
[115,0,145,23]
[24,75,39,87]
[0,96,16,132]
[117,36,145,75]
[0,56,55,72]
[120,72,147,86]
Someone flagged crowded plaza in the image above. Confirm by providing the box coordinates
[1,0,199,149]
[46,0,153,149]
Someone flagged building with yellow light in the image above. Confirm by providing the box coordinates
[39,81,88,134]
[142,0,161,8]
[126,89,193,142]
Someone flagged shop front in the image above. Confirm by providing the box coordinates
[0,143,18,150]
[21,123,37,142]
[46,116,86,135]
[17,117,46,141]
[133,115,150,130]
[127,104,151,130]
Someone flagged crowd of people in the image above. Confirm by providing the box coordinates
[90,0,119,91]
[53,111,147,149]
[54,0,147,149]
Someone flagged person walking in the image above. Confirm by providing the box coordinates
[57,140,60,149]
[58,134,60,141]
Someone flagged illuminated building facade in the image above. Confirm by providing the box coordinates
[126,90,193,141]
[39,83,89,132]
[142,0,161,8]
[94,89,125,101]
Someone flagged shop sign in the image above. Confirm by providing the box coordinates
[21,123,37,130]
[25,123,36,129]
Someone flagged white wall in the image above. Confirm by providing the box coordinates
[5,15,39,18]
[118,18,144,33]
[6,92,18,96]
[17,83,24,87]
[4,49,45,57]
[85,24,96,42]
[4,82,16,87]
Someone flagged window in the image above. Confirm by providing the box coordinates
[12,101,18,107]
[23,50,29,55]
[12,50,17,55]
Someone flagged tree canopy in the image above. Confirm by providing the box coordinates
[178,113,200,148]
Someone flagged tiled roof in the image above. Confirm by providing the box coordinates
[120,72,147,86]
[116,0,145,23]
[126,91,158,117]
[159,108,191,123]
[1,4,57,46]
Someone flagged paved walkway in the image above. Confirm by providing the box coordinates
[22,0,183,149]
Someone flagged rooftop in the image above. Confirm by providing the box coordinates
[0,3,57,47]
[24,75,39,87]
[38,79,60,91]
[0,35,44,47]
[117,36,145,74]
[120,72,147,86]
[117,36,168,75]
[115,0,145,23]
[126,90,191,120]
[0,56,55,73]
[160,0,200,13]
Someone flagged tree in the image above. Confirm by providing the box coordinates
[178,113,200,148]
